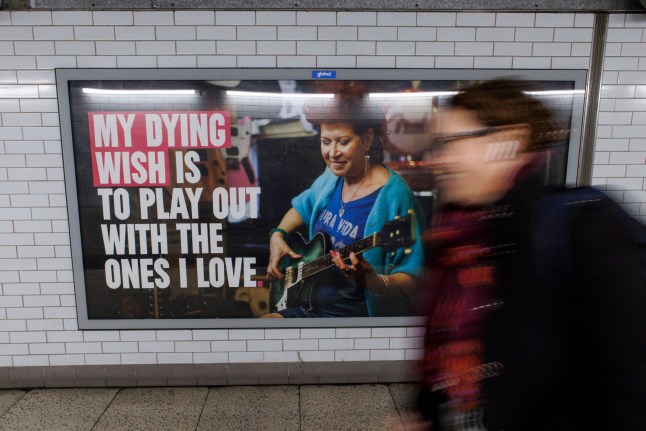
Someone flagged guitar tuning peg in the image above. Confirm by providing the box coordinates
[391,251,396,257]
[404,248,412,255]
[394,215,400,219]
[408,209,414,215]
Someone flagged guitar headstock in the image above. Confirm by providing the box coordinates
[375,211,416,251]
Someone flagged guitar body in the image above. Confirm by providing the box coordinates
[267,213,415,314]
[269,232,331,312]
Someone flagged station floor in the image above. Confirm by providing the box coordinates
[0,383,419,431]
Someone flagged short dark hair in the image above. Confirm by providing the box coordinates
[304,98,388,164]
[449,79,557,151]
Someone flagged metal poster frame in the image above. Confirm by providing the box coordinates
[57,68,587,329]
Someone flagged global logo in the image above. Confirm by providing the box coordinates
[311,70,337,79]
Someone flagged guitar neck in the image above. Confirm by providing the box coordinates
[301,233,377,279]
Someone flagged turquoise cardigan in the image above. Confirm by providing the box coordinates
[291,167,425,316]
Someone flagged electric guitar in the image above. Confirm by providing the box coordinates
[269,212,416,312]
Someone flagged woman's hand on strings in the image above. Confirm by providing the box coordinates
[267,233,302,279]
[330,250,376,286]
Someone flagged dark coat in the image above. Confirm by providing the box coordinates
[420,169,646,430]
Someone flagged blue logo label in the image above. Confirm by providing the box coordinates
[311,70,337,79]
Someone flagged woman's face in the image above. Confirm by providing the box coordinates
[431,107,527,207]
[320,121,372,180]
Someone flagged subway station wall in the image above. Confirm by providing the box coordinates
[0,10,645,370]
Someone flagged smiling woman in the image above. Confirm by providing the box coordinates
[430,109,531,206]
[262,97,425,318]
[429,81,553,207]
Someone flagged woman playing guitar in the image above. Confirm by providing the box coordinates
[263,97,424,318]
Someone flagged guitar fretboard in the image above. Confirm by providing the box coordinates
[300,233,377,279]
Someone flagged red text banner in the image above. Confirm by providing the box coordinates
[89,111,231,187]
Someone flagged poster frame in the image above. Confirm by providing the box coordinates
[56,68,587,329]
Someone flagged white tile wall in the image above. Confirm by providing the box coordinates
[93,11,134,25]
[359,26,397,41]
[596,14,646,219]
[417,12,457,27]
[0,10,642,367]
[338,12,376,26]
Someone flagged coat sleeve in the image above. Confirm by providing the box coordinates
[363,170,425,278]
[364,171,426,316]
[291,171,332,229]
[569,196,646,429]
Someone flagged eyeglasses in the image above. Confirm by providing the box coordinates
[429,126,505,155]
[430,127,500,153]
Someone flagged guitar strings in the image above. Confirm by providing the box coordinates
[294,215,411,278]
[300,234,377,278]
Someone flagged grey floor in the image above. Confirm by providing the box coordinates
[0,384,419,431]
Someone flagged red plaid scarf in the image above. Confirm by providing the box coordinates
[422,208,496,427]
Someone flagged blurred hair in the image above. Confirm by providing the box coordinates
[304,98,388,164]
[449,79,556,151]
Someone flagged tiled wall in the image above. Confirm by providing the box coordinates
[0,10,644,368]
[596,13,646,217]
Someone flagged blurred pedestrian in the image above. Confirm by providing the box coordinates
[408,79,646,431]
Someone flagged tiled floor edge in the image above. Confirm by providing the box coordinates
[0,360,422,389]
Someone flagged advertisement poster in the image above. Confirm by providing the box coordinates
[58,69,585,328]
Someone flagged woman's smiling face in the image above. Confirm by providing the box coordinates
[431,107,528,207]
[320,121,372,181]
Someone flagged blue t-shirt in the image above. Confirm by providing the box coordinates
[314,179,380,249]
[277,179,381,318]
